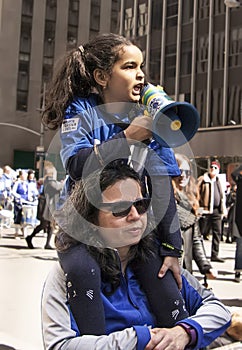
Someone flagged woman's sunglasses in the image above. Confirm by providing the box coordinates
[179,169,191,176]
[99,197,151,217]
[210,165,218,170]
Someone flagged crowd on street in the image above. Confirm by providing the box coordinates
[0,163,63,250]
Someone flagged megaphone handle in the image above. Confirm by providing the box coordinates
[129,145,148,174]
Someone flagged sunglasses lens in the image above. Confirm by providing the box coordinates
[180,169,191,176]
[112,203,132,217]
[101,198,151,217]
[112,205,132,217]
[134,198,151,215]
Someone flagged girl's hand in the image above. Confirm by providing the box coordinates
[158,256,182,290]
[124,114,152,143]
[145,326,189,350]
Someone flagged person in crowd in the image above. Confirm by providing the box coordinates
[224,182,237,244]
[0,166,15,229]
[197,159,227,262]
[2,165,15,198]
[37,177,44,194]
[1,165,15,209]
[172,153,217,284]
[12,170,38,238]
[231,165,242,283]
[26,169,39,227]
[25,165,63,249]
[0,167,6,208]
[42,161,231,350]
[41,32,189,327]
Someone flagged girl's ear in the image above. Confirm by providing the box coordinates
[93,69,109,88]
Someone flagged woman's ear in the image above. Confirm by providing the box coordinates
[93,69,109,88]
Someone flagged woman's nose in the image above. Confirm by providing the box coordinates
[126,205,140,220]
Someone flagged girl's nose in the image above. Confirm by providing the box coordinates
[137,67,145,79]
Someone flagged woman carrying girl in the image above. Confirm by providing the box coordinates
[42,33,189,332]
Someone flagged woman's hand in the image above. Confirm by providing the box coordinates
[145,326,190,350]
[124,114,152,143]
[157,256,182,290]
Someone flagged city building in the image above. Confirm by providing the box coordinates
[0,0,241,178]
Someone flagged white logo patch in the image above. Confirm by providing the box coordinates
[86,289,94,300]
[61,118,79,133]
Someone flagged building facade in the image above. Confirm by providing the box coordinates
[0,0,241,176]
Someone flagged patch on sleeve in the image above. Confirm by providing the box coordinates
[61,118,79,133]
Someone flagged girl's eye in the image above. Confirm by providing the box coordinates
[125,64,135,69]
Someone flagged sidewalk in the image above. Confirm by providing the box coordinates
[193,238,242,306]
[0,226,57,350]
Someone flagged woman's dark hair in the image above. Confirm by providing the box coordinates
[55,160,156,292]
[42,33,134,130]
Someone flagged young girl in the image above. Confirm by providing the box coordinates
[42,33,188,334]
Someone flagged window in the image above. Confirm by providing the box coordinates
[151,0,162,30]
[42,2,57,85]
[165,44,177,78]
[17,57,30,111]
[214,0,225,15]
[149,48,161,83]
[67,0,79,50]
[167,0,178,27]
[124,7,133,37]
[46,0,57,21]
[229,28,242,67]
[228,86,242,124]
[182,0,193,23]
[43,61,54,83]
[16,91,28,111]
[90,0,100,33]
[43,21,55,58]
[111,0,120,33]
[138,3,148,36]
[211,88,223,126]
[213,32,225,70]
[22,0,33,16]
[180,40,192,76]
[16,3,33,111]
[198,0,209,19]
[70,0,79,12]
[195,90,207,127]
[20,17,32,53]
[197,36,209,73]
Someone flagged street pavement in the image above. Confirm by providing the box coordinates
[0,226,242,350]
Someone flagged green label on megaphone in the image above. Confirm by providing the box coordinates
[141,84,174,118]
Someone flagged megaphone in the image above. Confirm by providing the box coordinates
[141,83,200,148]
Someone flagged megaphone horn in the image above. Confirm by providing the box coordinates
[141,83,200,148]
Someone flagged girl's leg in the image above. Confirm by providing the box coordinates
[131,250,188,327]
[58,244,106,335]
[134,175,188,326]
